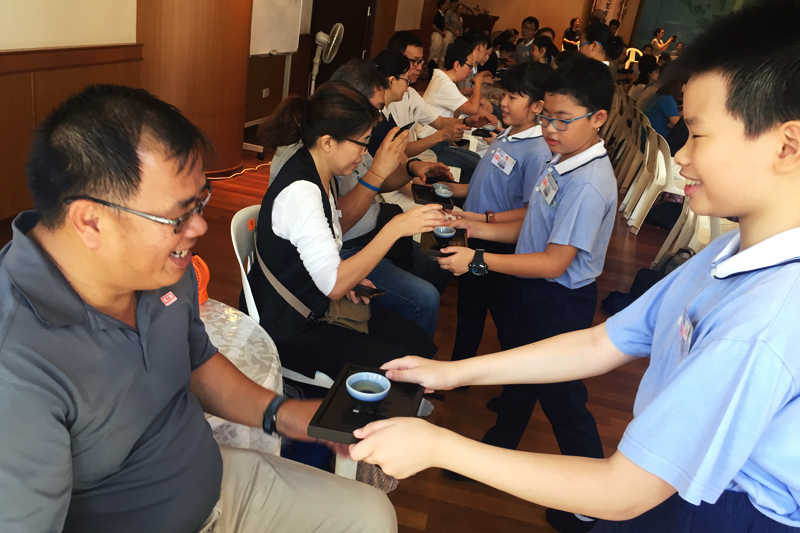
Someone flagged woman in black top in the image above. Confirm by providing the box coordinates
[562,18,581,51]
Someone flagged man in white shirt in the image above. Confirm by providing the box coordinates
[386,32,495,183]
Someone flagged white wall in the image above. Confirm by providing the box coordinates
[0,0,137,51]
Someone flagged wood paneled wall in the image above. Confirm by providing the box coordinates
[137,0,254,174]
[0,44,142,224]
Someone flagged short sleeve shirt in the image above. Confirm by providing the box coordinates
[644,94,680,138]
[563,28,580,51]
[605,228,800,527]
[514,39,534,63]
[433,10,445,31]
[516,141,617,289]
[422,68,468,119]
[463,125,550,214]
[0,211,222,533]
[386,88,441,143]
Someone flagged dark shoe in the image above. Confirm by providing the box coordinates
[545,509,596,533]
[486,395,504,413]
[442,469,473,482]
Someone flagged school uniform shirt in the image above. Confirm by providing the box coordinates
[514,38,535,63]
[419,69,468,139]
[463,125,550,214]
[605,228,800,527]
[516,140,617,288]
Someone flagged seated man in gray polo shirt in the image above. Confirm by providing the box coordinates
[0,84,396,533]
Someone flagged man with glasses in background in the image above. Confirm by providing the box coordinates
[0,84,397,533]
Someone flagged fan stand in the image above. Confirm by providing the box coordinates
[309,31,330,96]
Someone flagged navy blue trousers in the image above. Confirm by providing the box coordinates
[594,491,799,533]
[483,277,604,459]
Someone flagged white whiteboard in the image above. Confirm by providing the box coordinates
[250,0,311,56]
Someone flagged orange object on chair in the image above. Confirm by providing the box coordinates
[192,254,210,304]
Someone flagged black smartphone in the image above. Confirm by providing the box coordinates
[470,128,493,138]
[392,121,416,140]
[352,284,387,298]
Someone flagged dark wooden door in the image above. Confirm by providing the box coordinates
[309,0,377,87]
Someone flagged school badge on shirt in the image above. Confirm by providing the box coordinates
[161,292,178,307]
[677,308,694,364]
[540,172,559,206]
[491,149,516,175]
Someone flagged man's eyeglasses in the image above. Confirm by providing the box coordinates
[536,111,596,131]
[64,184,212,234]
[464,62,474,69]
[346,138,370,152]
[409,58,425,66]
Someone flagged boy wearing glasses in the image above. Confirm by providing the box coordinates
[436,54,616,532]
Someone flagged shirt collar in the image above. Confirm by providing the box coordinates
[498,124,542,141]
[551,139,607,175]
[5,211,90,327]
[711,227,800,279]
[524,38,534,46]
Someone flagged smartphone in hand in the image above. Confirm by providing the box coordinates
[393,121,416,140]
[352,284,387,298]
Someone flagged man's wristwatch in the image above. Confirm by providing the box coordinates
[262,394,291,435]
[469,249,488,276]
[406,158,421,177]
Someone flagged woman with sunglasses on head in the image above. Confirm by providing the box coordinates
[255,81,442,384]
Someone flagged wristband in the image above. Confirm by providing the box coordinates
[358,178,380,193]
[463,116,469,126]
[485,210,496,223]
[406,158,421,177]
[262,394,291,435]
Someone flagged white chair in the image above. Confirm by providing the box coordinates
[230,206,335,389]
[627,133,686,234]
[625,48,642,70]
[230,206,355,478]
[620,122,658,216]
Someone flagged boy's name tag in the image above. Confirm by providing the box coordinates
[540,173,559,205]
[491,149,516,175]
[677,308,694,364]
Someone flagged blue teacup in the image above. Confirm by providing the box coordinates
[434,188,453,199]
[433,226,456,248]
[432,183,450,190]
[346,372,391,403]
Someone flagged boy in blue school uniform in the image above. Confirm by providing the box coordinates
[447,62,554,364]
[349,2,800,532]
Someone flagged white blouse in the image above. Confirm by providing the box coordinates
[271,181,343,297]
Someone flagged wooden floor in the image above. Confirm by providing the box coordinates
[2,153,669,532]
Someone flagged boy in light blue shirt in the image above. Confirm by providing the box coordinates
[349,2,800,532]
[447,62,553,365]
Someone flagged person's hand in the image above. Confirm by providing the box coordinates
[349,418,447,479]
[409,161,454,183]
[276,398,348,457]
[451,210,484,222]
[436,246,475,275]
[346,278,375,304]
[385,203,446,239]
[440,123,469,142]
[486,131,498,143]
[371,127,409,179]
[474,70,493,85]
[461,87,474,97]
[381,355,459,390]
[448,217,477,236]
[468,113,498,128]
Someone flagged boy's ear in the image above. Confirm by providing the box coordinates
[591,110,608,129]
[775,121,800,174]
[528,99,544,115]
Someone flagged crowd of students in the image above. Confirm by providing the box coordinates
[1,0,798,532]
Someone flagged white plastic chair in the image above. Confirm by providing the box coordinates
[620,122,658,216]
[230,206,356,478]
[625,48,642,70]
[627,133,686,234]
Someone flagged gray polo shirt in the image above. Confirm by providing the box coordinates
[0,211,222,533]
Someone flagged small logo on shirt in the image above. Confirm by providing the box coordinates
[160,292,178,306]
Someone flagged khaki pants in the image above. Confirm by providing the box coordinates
[198,446,397,533]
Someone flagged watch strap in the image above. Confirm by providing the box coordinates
[262,394,291,435]
[406,158,421,177]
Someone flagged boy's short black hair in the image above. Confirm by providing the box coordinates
[642,43,654,53]
[522,16,539,29]
[387,31,423,54]
[546,55,614,112]
[497,41,516,54]
[501,62,554,103]
[444,39,473,70]
[462,29,489,51]
[668,0,800,137]
[536,27,556,39]
[609,19,620,28]
[553,50,581,69]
